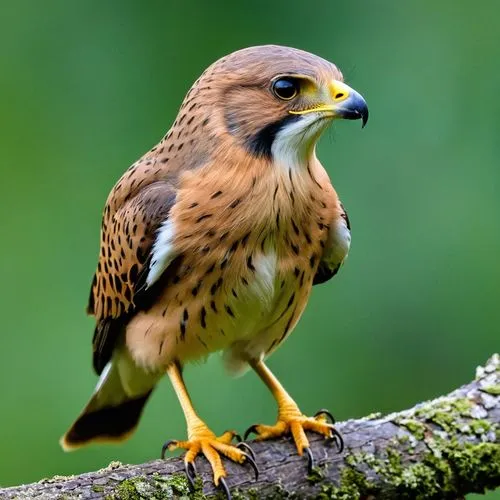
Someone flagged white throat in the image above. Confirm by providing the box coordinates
[271,114,329,170]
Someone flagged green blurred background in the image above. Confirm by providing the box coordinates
[0,0,498,497]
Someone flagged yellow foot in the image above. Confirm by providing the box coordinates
[161,429,258,498]
[244,409,343,472]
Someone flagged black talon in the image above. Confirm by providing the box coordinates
[314,409,336,424]
[185,461,197,491]
[161,439,178,459]
[237,441,256,461]
[218,477,232,500]
[304,446,314,474]
[244,424,258,441]
[190,459,198,476]
[327,428,344,453]
[233,432,243,443]
[242,452,259,481]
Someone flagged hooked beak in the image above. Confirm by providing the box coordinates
[329,80,369,128]
[290,80,369,128]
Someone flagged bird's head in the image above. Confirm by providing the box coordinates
[181,45,368,167]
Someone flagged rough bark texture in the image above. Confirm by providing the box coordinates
[3,355,499,499]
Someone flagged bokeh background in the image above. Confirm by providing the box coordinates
[0,0,498,497]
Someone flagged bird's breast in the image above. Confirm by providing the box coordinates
[126,160,337,370]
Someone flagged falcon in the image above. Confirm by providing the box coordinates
[61,45,368,497]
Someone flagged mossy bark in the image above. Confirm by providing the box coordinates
[2,355,499,499]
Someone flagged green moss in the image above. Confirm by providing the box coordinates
[229,489,246,500]
[386,448,403,476]
[483,384,500,395]
[398,418,427,440]
[99,461,124,472]
[92,485,105,493]
[383,450,440,497]
[414,397,473,435]
[113,477,145,500]
[446,441,500,492]
[325,427,499,499]
[231,487,269,500]
[153,472,195,496]
[108,472,203,499]
[468,419,493,435]
[248,487,263,499]
[401,462,440,495]
[345,450,375,474]
[315,467,373,499]
[308,465,326,484]
[397,433,410,445]
[363,412,382,420]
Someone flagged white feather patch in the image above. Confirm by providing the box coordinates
[94,361,112,393]
[324,216,351,270]
[250,251,277,308]
[333,217,351,261]
[271,114,327,169]
[146,219,176,287]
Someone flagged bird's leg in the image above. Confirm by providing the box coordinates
[245,359,343,471]
[162,362,257,496]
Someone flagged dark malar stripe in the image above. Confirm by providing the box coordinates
[245,115,302,159]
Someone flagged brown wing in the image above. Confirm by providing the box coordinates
[88,181,176,374]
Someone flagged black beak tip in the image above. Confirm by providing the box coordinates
[338,93,369,129]
[361,107,369,129]
[357,98,369,128]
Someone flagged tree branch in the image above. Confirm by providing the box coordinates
[3,355,499,499]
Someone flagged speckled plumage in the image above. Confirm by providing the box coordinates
[88,45,352,376]
[62,45,368,494]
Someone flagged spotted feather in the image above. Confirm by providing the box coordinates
[89,179,176,374]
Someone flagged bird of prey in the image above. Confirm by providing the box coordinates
[61,44,368,496]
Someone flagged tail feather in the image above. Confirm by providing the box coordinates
[60,391,152,450]
[60,351,159,451]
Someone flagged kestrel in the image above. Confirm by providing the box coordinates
[61,45,368,497]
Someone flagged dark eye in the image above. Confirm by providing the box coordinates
[272,78,300,100]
